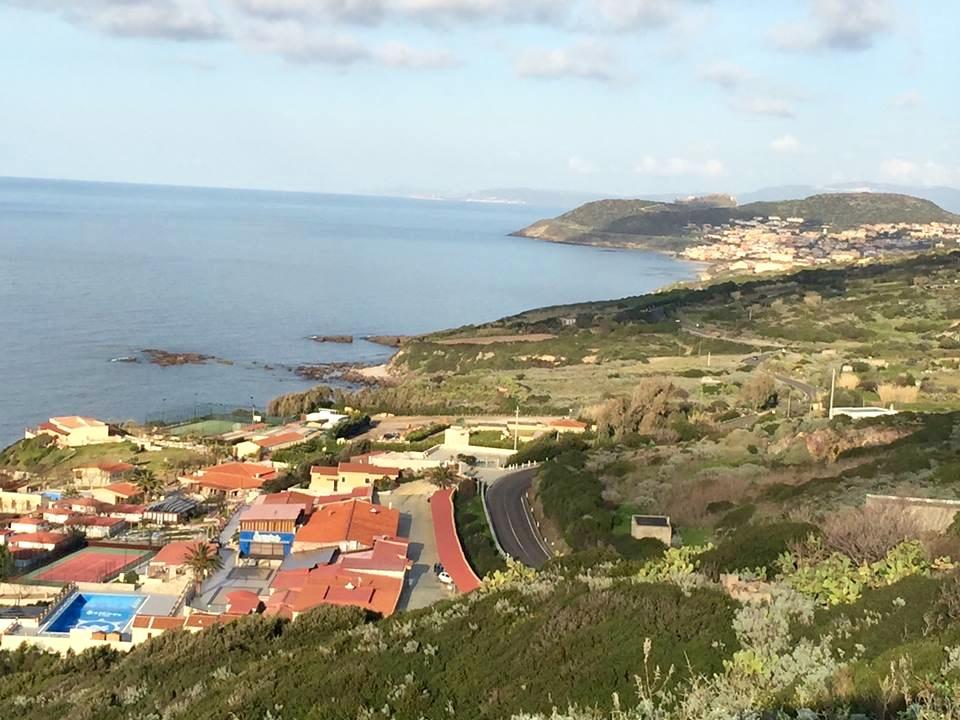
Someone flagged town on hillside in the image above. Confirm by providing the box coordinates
[682,217,960,278]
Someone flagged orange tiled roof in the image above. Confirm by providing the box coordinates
[188,462,277,491]
[150,539,206,567]
[51,416,106,430]
[549,418,588,429]
[310,466,338,476]
[337,462,400,477]
[294,499,399,547]
[267,570,403,617]
[103,481,141,497]
[254,431,306,449]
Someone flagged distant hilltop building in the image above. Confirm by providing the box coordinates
[25,416,122,448]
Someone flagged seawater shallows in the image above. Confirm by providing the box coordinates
[0,177,695,445]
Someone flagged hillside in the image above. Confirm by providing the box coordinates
[512,192,960,252]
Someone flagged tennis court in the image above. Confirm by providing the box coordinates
[26,547,151,584]
[168,419,240,438]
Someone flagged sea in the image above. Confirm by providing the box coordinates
[0,177,695,447]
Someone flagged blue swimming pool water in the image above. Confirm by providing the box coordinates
[44,593,145,634]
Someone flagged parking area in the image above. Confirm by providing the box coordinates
[389,482,455,610]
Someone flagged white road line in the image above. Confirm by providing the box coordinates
[521,495,552,560]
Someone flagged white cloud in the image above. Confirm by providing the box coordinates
[736,96,796,118]
[697,61,751,90]
[590,0,674,30]
[375,42,459,68]
[635,155,724,178]
[770,134,801,153]
[3,0,225,41]
[234,0,569,25]
[881,158,960,186]
[892,90,923,108]
[514,40,620,83]
[567,156,596,175]
[771,0,892,52]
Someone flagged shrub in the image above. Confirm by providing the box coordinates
[699,522,820,578]
[821,503,922,564]
[716,504,756,532]
[404,423,449,442]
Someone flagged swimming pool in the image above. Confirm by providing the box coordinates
[44,593,145,634]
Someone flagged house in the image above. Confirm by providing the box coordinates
[91,482,143,505]
[235,429,312,459]
[147,539,207,581]
[143,495,200,525]
[8,531,71,552]
[41,507,76,525]
[265,539,410,619]
[130,613,234,644]
[293,499,400,553]
[299,485,374,504]
[307,462,401,495]
[255,491,317,512]
[180,462,277,501]
[630,515,672,545]
[237,504,305,559]
[9,517,49,534]
[54,497,104,516]
[109,504,146,524]
[66,515,127,539]
[72,462,135,488]
[548,418,589,434]
[26,416,120,448]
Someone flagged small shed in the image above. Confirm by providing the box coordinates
[630,515,672,545]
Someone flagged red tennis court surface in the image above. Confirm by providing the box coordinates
[32,547,150,583]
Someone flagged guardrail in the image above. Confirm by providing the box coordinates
[36,582,78,625]
[478,480,509,561]
[502,461,539,472]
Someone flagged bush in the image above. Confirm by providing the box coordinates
[700,521,820,578]
[506,432,588,466]
[716,504,756,532]
[822,503,922,564]
[404,423,449,442]
[331,414,372,439]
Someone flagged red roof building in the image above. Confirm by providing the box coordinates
[293,499,400,553]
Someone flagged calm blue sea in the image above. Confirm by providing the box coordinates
[0,177,694,446]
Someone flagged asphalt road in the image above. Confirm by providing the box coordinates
[485,469,552,568]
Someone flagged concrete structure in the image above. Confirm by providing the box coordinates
[237,504,304,559]
[865,494,960,534]
[9,517,49,534]
[630,515,672,545]
[308,462,401,495]
[829,406,899,420]
[66,516,127,539]
[72,462,135,488]
[8,531,71,552]
[26,416,121,448]
[0,490,44,514]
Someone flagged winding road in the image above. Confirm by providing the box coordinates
[485,469,552,568]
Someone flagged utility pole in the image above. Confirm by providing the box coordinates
[828,369,836,419]
[513,404,520,452]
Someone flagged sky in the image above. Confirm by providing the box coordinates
[0,0,956,197]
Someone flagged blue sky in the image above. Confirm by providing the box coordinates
[0,0,956,197]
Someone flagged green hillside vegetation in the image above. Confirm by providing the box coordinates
[514,192,960,248]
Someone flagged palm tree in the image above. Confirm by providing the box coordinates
[184,541,223,591]
[131,466,164,502]
[426,464,458,490]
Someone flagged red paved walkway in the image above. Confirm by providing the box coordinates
[430,489,482,593]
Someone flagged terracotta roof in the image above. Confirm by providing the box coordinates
[11,517,45,526]
[349,452,385,464]
[337,462,400,477]
[254,431,307,449]
[57,497,103,510]
[150,539,206,567]
[67,516,125,527]
[96,462,135,473]
[266,570,404,617]
[311,486,374,506]
[549,418,588,429]
[225,590,262,615]
[310,466,338,476]
[340,537,412,574]
[9,531,69,546]
[110,503,146,515]
[295,499,399,548]
[258,491,316,508]
[37,422,67,436]
[187,462,277,491]
[103,482,141,497]
[132,615,187,630]
[51,416,106,430]
[184,613,233,630]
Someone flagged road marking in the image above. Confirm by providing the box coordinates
[521,495,552,561]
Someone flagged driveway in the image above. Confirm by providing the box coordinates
[388,483,453,610]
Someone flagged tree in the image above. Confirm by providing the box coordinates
[132,466,165,502]
[739,373,777,410]
[184,542,223,591]
[0,546,14,581]
[426,464,458,490]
